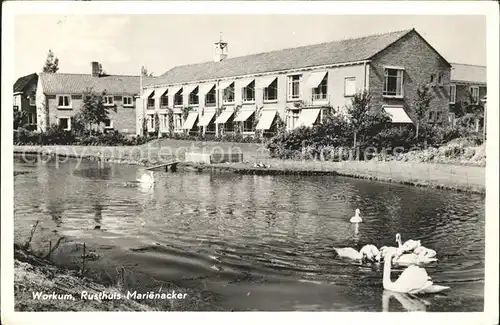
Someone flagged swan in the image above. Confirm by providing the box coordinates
[414,246,437,258]
[334,244,379,262]
[395,233,421,252]
[350,208,362,223]
[382,290,430,312]
[379,246,404,261]
[137,171,154,184]
[383,251,450,294]
[392,252,438,266]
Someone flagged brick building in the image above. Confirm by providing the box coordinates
[13,73,39,128]
[448,63,487,126]
[138,28,452,137]
[35,62,140,134]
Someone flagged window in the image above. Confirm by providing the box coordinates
[242,81,255,103]
[264,78,278,102]
[224,120,235,132]
[147,115,155,131]
[243,113,255,133]
[344,77,356,97]
[288,110,300,130]
[103,95,114,106]
[223,83,235,104]
[383,68,404,97]
[58,117,71,131]
[189,87,199,106]
[436,111,442,122]
[29,95,36,106]
[437,72,443,84]
[13,105,19,111]
[430,74,435,83]
[449,84,456,104]
[470,86,479,104]
[160,114,168,129]
[428,111,434,121]
[57,95,71,108]
[160,96,169,107]
[104,119,113,129]
[312,75,328,101]
[28,112,36,124]
[174,89,183,106]
[287,75,301,101]
[123,96,133,107]
[147,97,155,109]
[174,113,183,131]
[205,87,216,106]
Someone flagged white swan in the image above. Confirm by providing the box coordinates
[396,233,421,253]
[382,290,430,312]
[350,208,362,223]
[379,246,404,261]
[392,251,438,266]
[334,244,379,262]
[383,251,450,294]
[137,171,154,184]
[414,246,437,258]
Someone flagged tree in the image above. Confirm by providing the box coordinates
[14,107,28,129]
[141,67,154,77]
[42,50,59,73]
[79,88,116,133]
[414,84,433,138]
[454,91,484,132]
[346,91,391,155]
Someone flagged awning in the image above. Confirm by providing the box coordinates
[141,88,155,98]
[169,85,183,95]
[295,108,320,128]
[305,71,327,88]
[218,80,234,90]
[183,84,198,95]
[256,76,276,89]
[383,106,413,124]
[255,110,276,130]
[234,109,255,122]
[199,83,216,96]
[153,87,168,98]
[236,78,254,89]
[215,110,234,124]
[198,111,216,126]
[182,112,199,130]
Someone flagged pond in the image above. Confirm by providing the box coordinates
[13,155,485,311]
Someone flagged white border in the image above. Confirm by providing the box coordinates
[2,2,499,325]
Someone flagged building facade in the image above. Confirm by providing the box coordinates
[13,73,39,128]
[35,62,140,134]
[448,63,487,127]
[138,29,452,137]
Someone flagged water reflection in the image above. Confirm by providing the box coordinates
[13,156,485,312]
[382,290,430,312]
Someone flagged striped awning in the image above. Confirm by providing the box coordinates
[218,80,234,90]
[236,78,254,89]
[383,106,413,124]
[182,112,199,130]
[295,108,320,128]
[169,85,183,95]
[215,110,234,124]
[183,84,198,95]
[199,83,216,96]
[198,111,216,126]
[234,109,255,122]
[305,71,327,88]
[256,76,277,89]
[141,88,155,98]
[255,110,276,130]
[153,87,168,98]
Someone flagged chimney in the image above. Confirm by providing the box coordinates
[91,61,100,77]
[214,33,228,62]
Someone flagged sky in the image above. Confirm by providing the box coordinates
[14,14,486,80]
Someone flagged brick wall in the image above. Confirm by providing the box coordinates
[369,30,451,124]
[47,95,137,134]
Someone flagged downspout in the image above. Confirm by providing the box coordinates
[363,61,367,92]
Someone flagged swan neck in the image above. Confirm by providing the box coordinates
[382,255,393,289]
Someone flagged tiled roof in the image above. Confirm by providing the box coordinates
[14,73,38,93]
[39,73,142,95]
[147,29,415,87]
[451,63,486,84]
